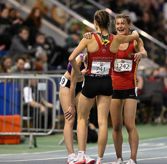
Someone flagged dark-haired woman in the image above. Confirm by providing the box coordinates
[24,7,42,45]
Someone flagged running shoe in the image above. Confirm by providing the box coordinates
[85,155,95,164]
[67,153,76,164]
[95,159,102,164]
[111,158,124,164]
[72,157,86,164]
[67,158,77,164]
[126,159,136,164]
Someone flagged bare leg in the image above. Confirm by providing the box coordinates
[110,99,123,159]
[96,95,111,158]
[124,99,139,161]
[59,87,75,154]
[77,93,95,151]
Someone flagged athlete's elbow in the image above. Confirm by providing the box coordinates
[142,50,148,58]
[68,55,74,63]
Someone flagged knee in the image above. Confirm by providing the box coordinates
[64,119,75,129]
[112,124,122,132]
[77,114,89,125]
[124,123,135,133]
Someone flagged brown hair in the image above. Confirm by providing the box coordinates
[26,7,42,28]
[115,14,132,25]
[94,10,110,29]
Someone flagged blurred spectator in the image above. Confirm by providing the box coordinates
[33,49,48,71]
[135,10,155,34]
[0,6,11,34]
[67,0,96,22]
[8,26,36,60]
[24,54,33,70]
[23,79,53,128]
[8,8,24,36]
[24,7,42,45]
[50,5,69,30]
[0,56,12,73]
[0,6,12,53]
[0,33,11,54]
[33,31,68,69]
[139,68,165,123]
[65,19,83,53]
[24,79,53,111]
[11,56,26,73]
[34,32,52,58]
[34,0,48,15]
[109,0,127,13]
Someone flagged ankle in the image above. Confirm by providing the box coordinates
[77,151,85,159]
[96,157,103,161]
[67,153,76,162]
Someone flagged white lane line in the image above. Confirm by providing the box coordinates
[98,145,167,157]
[0,157,65,163]
[0,137,166,158]
[1,145,167,162]
[103,156,167,164]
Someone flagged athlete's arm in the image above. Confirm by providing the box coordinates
[69,56,82,106]
[67,54,84,120]
[134,38,147,62]
[110,31,139,53]
[65,69,77,120]
[68,38,88,76]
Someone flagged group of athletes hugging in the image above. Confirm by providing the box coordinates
[59,9,147,164]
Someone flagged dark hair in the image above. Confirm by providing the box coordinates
[0,56,12,72]
[115,14,132,25]
[94,10,110,29]
[16,56,26,63]
[18,26,29,34]
[26,7,42,28]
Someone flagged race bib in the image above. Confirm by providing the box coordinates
[91,61,110,75]
[59,76,68,87]
[114,59,132,72]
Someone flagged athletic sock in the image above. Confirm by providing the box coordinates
[77,151,85,159]
[96,157,103,162]
[68,153,75,162]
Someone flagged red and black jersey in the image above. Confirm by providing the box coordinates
[86,33,115,76]
[112,41,138,90]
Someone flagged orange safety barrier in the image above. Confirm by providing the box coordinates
[0,115,21,144]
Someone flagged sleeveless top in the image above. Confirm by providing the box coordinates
[86,33,115,76]
[112,41,138,90]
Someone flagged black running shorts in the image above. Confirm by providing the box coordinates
[81,75,113,98]
[112,88,138,99]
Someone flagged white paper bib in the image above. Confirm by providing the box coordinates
[114,59,132,72]
[91,61,110,75]
[60,76,68,87]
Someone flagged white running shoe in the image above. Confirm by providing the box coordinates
[85,155,95,164]
[71,157,85,164]
[111,158,124,164]
[126,159,136,164]
[95,159,102,164]
[67,153,76,164]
